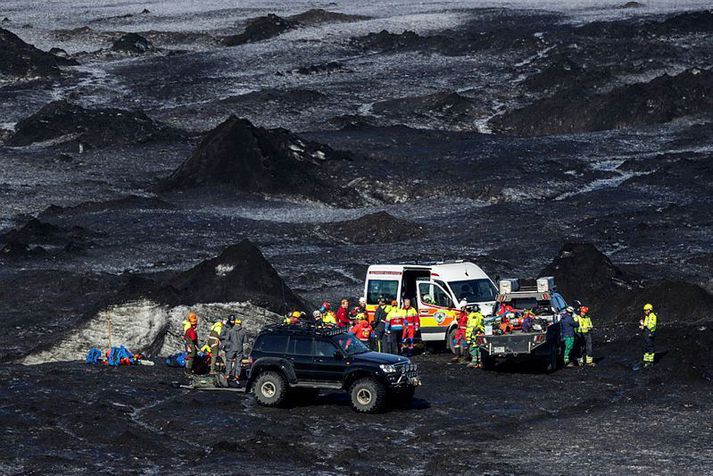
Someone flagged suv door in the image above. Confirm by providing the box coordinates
[287,336,316,380]
[312,338,346,381]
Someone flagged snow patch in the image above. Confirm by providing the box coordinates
[215,264,235,277]
[21,300,279,365]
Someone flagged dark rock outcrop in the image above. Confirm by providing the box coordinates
[0,27,77,80]
[494,69,713,136]
[111,32,156,54]
[38,195,174,219]
[7,100,181,148]
[319,211,420,244]
[159,116,362,207]
[223,14,297,46]
[1,218,93,257]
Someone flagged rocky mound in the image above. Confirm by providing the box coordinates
[351,29,427,52]
[159,116,362,207]
[372,92,480,129]
[165,239,308,312]
[318,211,420,244]
[38,195,174,219]
[223,14,297,46]
[292,61,345,76]
[541,243,713,327]
[111,32,156,54]
[6,100,181,148]
[1,218,93,257]
[286,9,369,25]
[494,69,713,136]
[523,56,612,94]
[0,27,77,81]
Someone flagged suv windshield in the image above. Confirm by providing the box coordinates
[333,334,370,356]
[449,279,497,302]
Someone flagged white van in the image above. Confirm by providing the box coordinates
[363,262,498,347]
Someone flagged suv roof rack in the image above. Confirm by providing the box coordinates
[259,323,348,337]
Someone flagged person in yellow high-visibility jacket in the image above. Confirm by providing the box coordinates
[640,303,657,367]
[575,306,595,367]
[466,305,485,368]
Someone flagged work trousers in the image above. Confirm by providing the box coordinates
[563,336,575,365]
[642,329,655,363]
[384,330,402,355]
[578,333,593,364]
[208,337,220,373]
[225,351,243,379]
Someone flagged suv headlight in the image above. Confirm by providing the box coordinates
[379,364,399,373]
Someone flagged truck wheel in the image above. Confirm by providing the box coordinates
[447,328,457,354]
[349,378,387,413]
[254,371,287,407]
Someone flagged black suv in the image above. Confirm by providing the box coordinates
[245,325,421,413]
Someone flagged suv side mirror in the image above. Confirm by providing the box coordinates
[333,350,343,360]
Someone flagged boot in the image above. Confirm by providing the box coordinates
[450,348,461,363]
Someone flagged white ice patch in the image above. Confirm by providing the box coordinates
[215,263,234,277]
[21,300,279,365]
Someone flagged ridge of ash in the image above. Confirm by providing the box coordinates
[0,27,77,81]
[372,92,482,130]
[493,68,713,136]
[158,116,364,207]
[317,211,421,244]
[1,218,93,257]
[110,32,157,55]
[38,195,175,220]
[6,100,184,148]
[222,14,298,46]
[286,9,370,25]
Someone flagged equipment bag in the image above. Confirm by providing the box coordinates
[86,347,102,365]
[164,352,187,367]
[107,345,134,366]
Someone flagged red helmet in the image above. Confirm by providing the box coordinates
[580,306,590,315]
[321,301,331,311]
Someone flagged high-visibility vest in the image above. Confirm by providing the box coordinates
[576,315,593,333]
[466,312,484,340]
[643,312,657,332]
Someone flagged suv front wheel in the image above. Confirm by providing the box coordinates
[254,371,287,407]
[349,377,387,413]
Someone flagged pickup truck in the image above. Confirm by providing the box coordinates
[475,277,568,371]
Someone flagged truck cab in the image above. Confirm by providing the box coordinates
[363,262,497,346]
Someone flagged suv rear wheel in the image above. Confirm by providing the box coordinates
[349,377,386,413]
[254,371,287,407]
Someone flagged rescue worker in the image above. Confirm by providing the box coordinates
[336,298,351,328]
[320,302,337,327]
[640,303,657,368]
[351,297,368,320]
[384,300,404,354]
[560,306,579,367]
[183,312,199,376]
[372,297,389,352]
[220,315,247,385]
[350,314,374,346]
[401,298,420,357]
[283,310,303,325]
[466,305,485,368]
[208,317,225,374]
[451,300,469,363]
[312,310,324,328]
[576,306,595,367]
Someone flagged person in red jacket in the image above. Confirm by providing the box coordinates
[350,314,374,346]
[451,300,469,363]
[336,298,351,328]
[184,312,199,376]
[401,298,420,357]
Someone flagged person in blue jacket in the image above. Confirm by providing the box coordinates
[560,306,579,367]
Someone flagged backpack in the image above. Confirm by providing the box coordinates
[86,347,102,365]
[107,345,134,366]
[164,352,187,367]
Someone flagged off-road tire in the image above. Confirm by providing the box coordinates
[254,371,287,407]
[349,378,387,413]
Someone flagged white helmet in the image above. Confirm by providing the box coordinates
[312,310,321,318]
[506,312,515,319]
[459,299,468,310]
[358,296,366,305]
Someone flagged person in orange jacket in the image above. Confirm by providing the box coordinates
[401,298,420,357]
[350,314,374,347]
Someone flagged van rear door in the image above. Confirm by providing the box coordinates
[365,275,401,321]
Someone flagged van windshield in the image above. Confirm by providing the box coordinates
[449,279,497,303]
